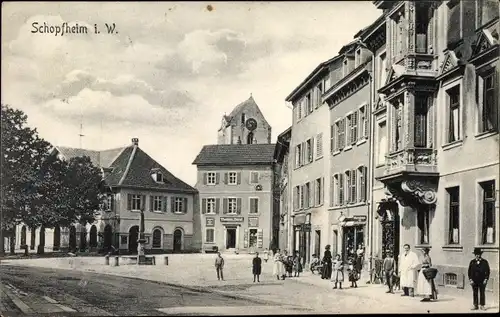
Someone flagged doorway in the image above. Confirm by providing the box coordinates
[103,225,113,252]
[226,228,236,249]
[342,225,364,261]
[128,226,139,254]
[314,230,321,256]
[173,229,183,253]
[380,202,400,267]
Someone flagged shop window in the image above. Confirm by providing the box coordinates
[248,229,258,247]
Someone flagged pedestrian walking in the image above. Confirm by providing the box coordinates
[252,252,262,283]
[331,254,344,289]
[293,251,302,277]
[263,248,269,263]
[468,248,490,311]
[383,250,395,293]
[321,245,333,280]
[347,257,359,288]
[214,252,224,281]
[399,244,419,297]
[416,247,438,302]
[272,249,285,280]
[284,250,293,278]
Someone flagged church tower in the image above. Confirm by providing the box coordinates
[217,95,272,145]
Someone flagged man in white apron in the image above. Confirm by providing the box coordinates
[398,244,419,297]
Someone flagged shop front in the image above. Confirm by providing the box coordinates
[292,213,311,266]
[339,214,367,261]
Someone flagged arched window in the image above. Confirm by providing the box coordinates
[152,229,162,248]
[247,132,254,144]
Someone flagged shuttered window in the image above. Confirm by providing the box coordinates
[249,198,259,214]
[316,133,323,158]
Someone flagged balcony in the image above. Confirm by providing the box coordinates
[375,147,438,181]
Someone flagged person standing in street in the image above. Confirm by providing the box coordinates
[263,248,269,263]
[331,254,344,289]
[293,250,302,277]
[468,248,490,311]
[252,252,262,283]
[272,249,284,280]
[416,247,437,301]
[321,245,333,280]
[383,250,395,293]
[399,244,419,297]
[215,252,224,281]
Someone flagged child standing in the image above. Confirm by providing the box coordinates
[331,254,344,289]
[383,250,395,293]
[263,248,269,263]
[347,257,359,288]
[293,251,302,277]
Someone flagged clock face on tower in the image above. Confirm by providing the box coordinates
[245,118,257,131]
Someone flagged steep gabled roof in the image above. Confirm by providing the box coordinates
[55,142,196,193]
[192,144,276,166]
[223,96,271,128]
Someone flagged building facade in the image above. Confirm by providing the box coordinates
[323,40,372,262]
[367,0,499,293]
[194,96,277,253]
[274,127,292,252]
[13,138,200,254]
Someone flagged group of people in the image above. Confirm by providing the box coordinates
[272,249,303,280]
[381,244,491,311]
[314,244,364,289]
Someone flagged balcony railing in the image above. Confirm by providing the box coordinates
[380,147,438,178]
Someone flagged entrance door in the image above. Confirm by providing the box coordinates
[103,225,113,252]
[128,226,139,254]
[381,204,400,267]
[314,230,321,256]
[226,228,236,249]
[173,229,183,253]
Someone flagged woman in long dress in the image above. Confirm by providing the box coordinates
[331,254,344,289]
[416,248,437,301]
[293,251,303,277]
[272,249,283,280]
[321,245,333,280]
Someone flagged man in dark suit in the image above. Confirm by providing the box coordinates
[468,248,490,310]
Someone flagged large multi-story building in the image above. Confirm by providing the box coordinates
[285,58,337,265]
[274,127,292,252]
[193,96,277,253]
[323,39,372,262]
[365,0,499,293]
[13,138,200,254]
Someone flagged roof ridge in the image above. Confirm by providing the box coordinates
[104,146,128,167]
[118,145,138,186]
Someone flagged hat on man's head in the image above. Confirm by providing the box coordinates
[473,247,483,255]
[325,244,331,250]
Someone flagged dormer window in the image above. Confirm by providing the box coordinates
[355,48,362,68]
[151,169,164,183]
[343,59,349,76]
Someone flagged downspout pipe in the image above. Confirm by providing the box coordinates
[359,40,376,283]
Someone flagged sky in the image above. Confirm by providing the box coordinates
[1,1,381,186]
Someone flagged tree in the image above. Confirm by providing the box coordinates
[1,104,51,254]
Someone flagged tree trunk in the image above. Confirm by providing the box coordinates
[0,230,5,256]
[9,229,16,255]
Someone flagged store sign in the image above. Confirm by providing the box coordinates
[248,217,259,227]
[353,215,367,222]
[220,216,244,223]
[293,214,306,225]
[206,217,215,227]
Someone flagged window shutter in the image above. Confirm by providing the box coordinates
[364,109,368,138]
[202,198,207,214]
[244,229,249,248]
[127,194,131,211]
[223,198,228,214]
[163,197,168,212]
[339,174,344,205]
[237,172,241,185]
[236,198,242,214]
[351,169,357,203]
[321,177,324,205]
[330,176,335,207]
[316,133,323,158]
[215,198,220,214]
[150,195,154,212]
[310,138,314,162]
[352,112,358,144]
[183,197,188,213]
[293,187,298,211]
[310,183,315,207]
[254,198,259,213]
[301,142,306,165]
[342,118,346,148]
[330,125,335,153]
[362,166,368,202]
[224,172,228,184]
[257,229,263,248]
[171,197,176,213]
[141,195,146,210]
[203,173,207,185]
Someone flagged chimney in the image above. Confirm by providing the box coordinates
[132,138,139,146]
